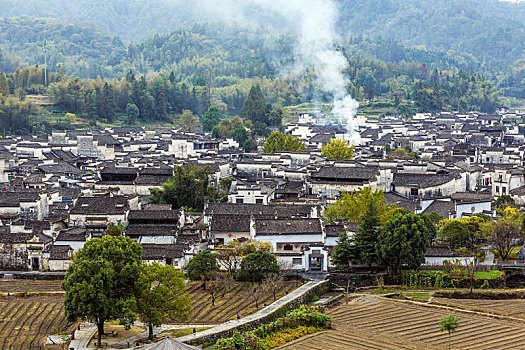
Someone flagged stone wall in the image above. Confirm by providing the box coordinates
[180,280,329,346]
[0,245,28,270]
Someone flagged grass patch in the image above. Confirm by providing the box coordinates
[162,327,210,338]
[369,287,399,294]
[403,292,430,300]
[475,271,503,279]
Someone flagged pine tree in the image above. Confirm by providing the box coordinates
[102,82,116,122]
[0,71,10,96]
[240,84,267,125]
[354,197,382,269]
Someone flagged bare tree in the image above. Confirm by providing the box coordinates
[215,272,235,298]
[264,272,285,301]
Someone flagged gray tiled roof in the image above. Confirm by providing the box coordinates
[255,218,322,235]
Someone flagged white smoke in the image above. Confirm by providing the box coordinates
[190,0,361,143]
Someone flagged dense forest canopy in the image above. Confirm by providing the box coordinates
[0,0,523,135]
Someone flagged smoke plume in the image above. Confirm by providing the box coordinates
[192,0,360,143]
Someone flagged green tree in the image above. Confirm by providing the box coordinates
[236,250,280,283]
[240,84,267,125]
[201,106,221,132]
[331,233,355,271]
[186,250,219,289]
[126,103,139,124]
[421,212,442,244]
[376,213,430,276]
[136,263,192,340]
[324,187,393,224]
[321,139,355,161]
[331,232,356,297]
[176,109,199,132]
[151,165,215,211]
[439,220,473,250]
[354,197,382,269]
[218,177,232,202]
[0,71,9,96]
[440,315,459,350]
[482,207,523,261]
[262,131,305,153]
[492,194,517,212]
[233,126,249,145]
[102,82,116,122]
[62,235,142,346]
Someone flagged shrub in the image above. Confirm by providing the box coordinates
[214,306,330,350]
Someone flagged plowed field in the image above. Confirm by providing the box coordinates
[184,281,299,324]
[0,296,70,350]
[278,295,525,350]
[0,279,63,294]
[434,298,525,319]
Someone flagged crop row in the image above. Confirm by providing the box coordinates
[0,279,63,293]
[433,298,525,319]
[279,296,525,350]
[328,298,525,350]
[0,296,68,350]
[184,282,295,324]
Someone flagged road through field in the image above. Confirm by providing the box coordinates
[278,295,525,350]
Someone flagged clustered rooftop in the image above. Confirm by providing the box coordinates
[0,109,523,272]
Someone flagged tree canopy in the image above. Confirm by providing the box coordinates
[376,212,430,275]
[136,263,192,340]
[151,165,216,211]
[62,235,142,345]
[481,207,524,261]
[324,187,395,224]
[186,250,219,288]
[236,250,280,283]
[321,139,355,161]
[262,131,305,154]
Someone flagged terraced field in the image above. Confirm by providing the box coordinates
[0,279,300,334]
[434,298,525,319]
[0,279,63,294]
[184,281,299,324]
[278,295,525,350]
[0,296,70,350]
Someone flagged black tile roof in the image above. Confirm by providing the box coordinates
[210,215,251,232]
[393,173,457,188]
[56,228,88,242]
[255,218,322,235]
[141,243,187,259]
[70,196,129,214]
[128,210,180,220]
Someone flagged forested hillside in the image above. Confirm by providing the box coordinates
[0,0,523,98]
[0,0,521,136]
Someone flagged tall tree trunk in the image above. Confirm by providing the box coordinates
[148,324,154,341]
[97,321,104,347]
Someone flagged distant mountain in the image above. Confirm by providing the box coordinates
[0,0,524,98]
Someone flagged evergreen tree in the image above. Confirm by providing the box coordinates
[331,233,356,271]
[0,71,9,96]
[62,235,142,346]
[240,84,267,125]
[102,82,116,122]
[354,198,382,268]
[377,213,430,276]
[201,106,221,132]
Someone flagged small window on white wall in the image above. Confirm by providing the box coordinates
[292,258,302,265]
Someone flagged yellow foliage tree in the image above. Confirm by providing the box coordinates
[321,138,355,161]
[323,187,397,224]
